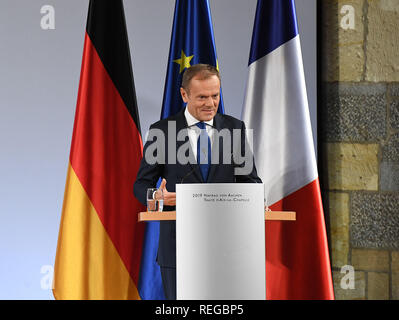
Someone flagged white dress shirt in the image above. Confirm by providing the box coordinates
[184,107,215,160]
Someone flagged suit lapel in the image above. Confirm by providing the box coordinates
[174,108,204,183]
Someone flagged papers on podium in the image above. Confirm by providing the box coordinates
[176,183,266,300]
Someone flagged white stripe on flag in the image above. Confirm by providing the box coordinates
[242,35,317,206]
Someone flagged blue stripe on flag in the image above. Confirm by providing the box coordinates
[249,0,298,65]
[138,221,165,299]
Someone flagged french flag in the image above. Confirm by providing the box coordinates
[242,0,334,299]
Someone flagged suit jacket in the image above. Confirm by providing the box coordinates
[134,108,262,267]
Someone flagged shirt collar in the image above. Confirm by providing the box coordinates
[184,107,214,127]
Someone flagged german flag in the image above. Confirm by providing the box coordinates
[53,0,146,299]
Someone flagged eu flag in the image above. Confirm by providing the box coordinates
[161,0,224,118]
[138,0,224,300]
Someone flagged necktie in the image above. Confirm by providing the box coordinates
[196,122,211,182]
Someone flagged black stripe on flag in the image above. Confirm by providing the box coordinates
[85,0,141,134]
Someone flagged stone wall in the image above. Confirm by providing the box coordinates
[319,0,399,299]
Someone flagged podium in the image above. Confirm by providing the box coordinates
[138,210,296,222]
[139,183,296,300]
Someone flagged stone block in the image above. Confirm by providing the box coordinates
[351,193,399,248]
[328,192,350,268]
[366,0,399,81]
[380,162,399,192]
[367,272,389,300]
[389,99,399,130]
[333,269,366,300]
[320,83,387,142]
[351,249,389,271]
[390,83,399,97]
[392,251,399,300]
[321,0,365,81]
[382,132,399,162]
[323,143,379,190]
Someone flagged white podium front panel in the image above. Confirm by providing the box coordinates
[176,183,266,300]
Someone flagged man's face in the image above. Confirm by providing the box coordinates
[180,74,220,122]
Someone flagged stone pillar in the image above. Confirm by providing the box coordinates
[319,0,399,300]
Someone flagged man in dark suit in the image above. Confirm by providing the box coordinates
[134,64,261,300]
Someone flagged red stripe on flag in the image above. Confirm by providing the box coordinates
[69,33,145,284]
[266,178,334,300]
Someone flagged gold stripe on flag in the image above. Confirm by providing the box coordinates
[53,163,140,300]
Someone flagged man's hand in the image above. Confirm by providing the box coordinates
[159,178,176,206]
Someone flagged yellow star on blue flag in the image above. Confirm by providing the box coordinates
[173,50,194,73]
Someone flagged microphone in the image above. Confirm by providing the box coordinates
[178,150,261,184]
[230,151,267,210]
[230,151,261,184]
